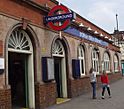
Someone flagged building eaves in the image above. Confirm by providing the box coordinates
[18,0,50,13]
[76,14,111,37]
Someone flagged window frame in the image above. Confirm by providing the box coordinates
[92,49,99,74]
[114,55,119,72]
[78,45,86,76]
[103,52,110,73]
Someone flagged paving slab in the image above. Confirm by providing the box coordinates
[46,77,124,109]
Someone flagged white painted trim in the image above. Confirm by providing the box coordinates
[103,52,110,71]
[28,54,35,108]
[52,54,64,57]
[78,46,86,75]
[61,57,67,98]
[8,48,32,54]
[92,50,99,74]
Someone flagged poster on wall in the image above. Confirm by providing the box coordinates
[0,58,4,74]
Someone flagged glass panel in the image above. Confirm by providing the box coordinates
[52,40,64,56]
[103,52,110,72]
[78,45,85,75]
[81,60,84,74]
[92,49,99,74]
[8,29,31,51]
[114,55,118,71]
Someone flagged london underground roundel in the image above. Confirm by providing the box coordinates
[44,5,74,31]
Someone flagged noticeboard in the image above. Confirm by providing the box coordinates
[42,57,55,82]
[0,58,4,74]
[47,58,54,80]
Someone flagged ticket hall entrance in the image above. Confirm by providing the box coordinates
[8,53,28,108]
[7,29,35,109]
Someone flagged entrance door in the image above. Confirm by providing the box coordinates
[54,57,63,98]
[7,29,35,108]
[8,52,29,108]
[52,40,68,98]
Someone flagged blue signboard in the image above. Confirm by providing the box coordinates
[64,27,108,46]
[44,13,74,24]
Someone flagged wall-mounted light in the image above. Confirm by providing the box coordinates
[87,27,92,31]
[88,43,93,48]
[105,36,108,39]
[109,38,112,41]
[94,31,99,34]
[44,3,48,7]
[79,23,84,27]
[100,33,104,37]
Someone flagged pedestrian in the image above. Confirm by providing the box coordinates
[101,70,111,99]
[90,68,97,99]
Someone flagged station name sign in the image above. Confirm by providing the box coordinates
[44,13,74,23]
[44,5,75,31]
[64,27,108,47]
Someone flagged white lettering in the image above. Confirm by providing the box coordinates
[46,13,73,22]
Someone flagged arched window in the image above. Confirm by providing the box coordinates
[8,29,33,53]
[114,55,119,72]
[92,49,99,74]
[78,45,85,75]
[52,40,65,57]
[103,52,110,72]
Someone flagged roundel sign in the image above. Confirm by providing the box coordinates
[44,5,75,31]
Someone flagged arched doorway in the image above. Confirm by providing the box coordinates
[52,40,67,98]
[7,28,35,108]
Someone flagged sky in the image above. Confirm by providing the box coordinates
[58,0,124,33]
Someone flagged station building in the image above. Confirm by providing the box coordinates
[0,0,122,109]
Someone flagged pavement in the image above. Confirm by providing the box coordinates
[45,77,124,109]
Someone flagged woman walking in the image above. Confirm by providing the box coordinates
[101,70,111,99]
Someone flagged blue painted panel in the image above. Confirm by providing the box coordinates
[64,27,108,47]
[72,59,80,79]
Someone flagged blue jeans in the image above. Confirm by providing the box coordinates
[102,84,111,96]
[91,82,96,98]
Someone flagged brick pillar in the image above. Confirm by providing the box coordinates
[0,87,11,109]
[35,82,56,109]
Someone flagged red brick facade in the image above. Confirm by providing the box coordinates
[35,82,56,109]
[0,88,11,109]
[0,0,122,109]
[68,73,122,98]
[0,40,3,56]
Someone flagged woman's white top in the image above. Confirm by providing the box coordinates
[90,71,97,82]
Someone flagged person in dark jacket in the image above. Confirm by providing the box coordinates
[101,70,111,99]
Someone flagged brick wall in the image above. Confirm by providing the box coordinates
[68,77,91,97]
[108,72,122,83]
[35,82,56,109]
[68,73,122,98]
[0,0,45,26]
[0,88,11,109]
[0,40,3,56]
